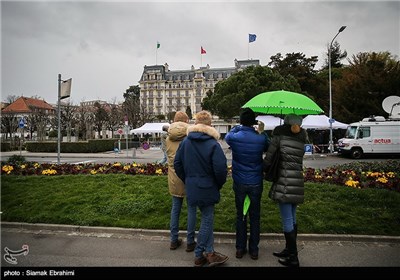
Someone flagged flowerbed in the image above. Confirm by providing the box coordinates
[304,160,400,192]
[1,162,168,176]
[1,159,399,192]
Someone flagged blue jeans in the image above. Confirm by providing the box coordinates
[194,204,214,258]
[278,203,297,232]
[159,151,167,164]
[170,196,197,244]
[233,182,263,255]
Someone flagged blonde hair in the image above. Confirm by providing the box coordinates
[195,110,212,126]
[174,111,189,122]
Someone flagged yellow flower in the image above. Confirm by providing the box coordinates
[2,165,13,174]
[42,169,57,175]
[376,177,388,184]
[156,168,163,175]
[345,179,359,188]
[386,172,396,178]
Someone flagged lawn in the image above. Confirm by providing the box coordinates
[2,174,400,236]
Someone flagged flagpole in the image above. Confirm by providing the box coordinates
[156,47,158,65]
[57,74,61,165]
[248,42,249,59]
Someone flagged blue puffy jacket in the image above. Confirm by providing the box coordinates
[225,125,269,185]
[174,124,227,207]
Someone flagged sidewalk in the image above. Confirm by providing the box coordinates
[2,222,400,268]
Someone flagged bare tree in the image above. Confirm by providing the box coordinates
[60,101,77,142]
[93,102,108,138]
[0,113,18,140]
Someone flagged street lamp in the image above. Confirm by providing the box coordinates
[328,25,346,153]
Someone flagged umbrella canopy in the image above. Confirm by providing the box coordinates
[242,90,324,115]
[255,115,283,130]
[302,115,348,129]
[243,195,250,220]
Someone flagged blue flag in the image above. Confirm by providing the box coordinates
[249,33,257,43]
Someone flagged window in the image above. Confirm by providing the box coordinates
[358,127,371,139]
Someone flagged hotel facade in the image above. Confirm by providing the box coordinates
[138,59,259,118]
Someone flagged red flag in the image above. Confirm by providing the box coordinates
[201,46,206,54]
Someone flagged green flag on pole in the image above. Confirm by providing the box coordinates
[157,41,160,49]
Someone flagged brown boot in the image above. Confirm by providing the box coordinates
[206,251,229,267]
[170,238,182,250]
[194,256,207,267]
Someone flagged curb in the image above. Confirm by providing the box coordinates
[2,222,399,244]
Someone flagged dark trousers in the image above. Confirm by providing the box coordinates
[233,182,263,255]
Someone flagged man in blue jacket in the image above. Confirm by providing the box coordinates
[225,108,270,260]
[174,110,229,267]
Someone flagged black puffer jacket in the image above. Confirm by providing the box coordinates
[263,124,308,204]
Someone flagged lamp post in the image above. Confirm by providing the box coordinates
[328,25,346,153]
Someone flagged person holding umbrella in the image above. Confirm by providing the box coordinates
[225,108,270,260]
[263,113,308,267]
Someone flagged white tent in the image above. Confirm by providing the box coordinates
[130,122,169,135]
[301,115,348,130]
[255,115,284,130]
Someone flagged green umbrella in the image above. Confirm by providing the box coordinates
[242,90,324,115]
[243,195,250,220]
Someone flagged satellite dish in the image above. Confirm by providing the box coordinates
[382,96,400,118]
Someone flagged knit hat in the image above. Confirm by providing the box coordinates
[174,111,189,122]
[284,114,303,134]
[195,110,212,126]
[240,108,257,126]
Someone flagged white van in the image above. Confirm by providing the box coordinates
[337,116,400,159]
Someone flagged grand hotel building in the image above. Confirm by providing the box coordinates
[138,59,259,117]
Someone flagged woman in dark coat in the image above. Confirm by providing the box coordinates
[263,114,308,267]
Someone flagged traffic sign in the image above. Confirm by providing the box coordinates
[19,118,25,128]
[304,144,313,155]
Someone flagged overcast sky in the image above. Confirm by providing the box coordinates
[2,0,399,105]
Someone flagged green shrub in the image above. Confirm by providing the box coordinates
[6,154,26,164]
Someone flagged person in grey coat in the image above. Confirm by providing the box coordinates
[263,114,308,267]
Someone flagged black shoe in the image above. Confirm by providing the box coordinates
[278,254,299,267]
[273,248,289,258]
[235,249,247,259]
[250,253,258,260]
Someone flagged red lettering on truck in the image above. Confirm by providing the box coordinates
[373,139,391,144]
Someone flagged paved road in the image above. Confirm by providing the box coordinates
[2,142,398,170]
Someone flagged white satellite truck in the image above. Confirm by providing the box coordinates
[338,96,400,159]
